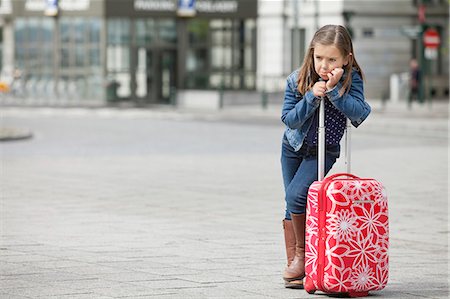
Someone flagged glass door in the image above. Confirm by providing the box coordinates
[135,47,154,103]
[135,48,176,104]
[158,50,176,103]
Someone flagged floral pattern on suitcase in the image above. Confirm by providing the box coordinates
[305,178,389,295]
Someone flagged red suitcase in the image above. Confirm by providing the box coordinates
[304,99,389,297]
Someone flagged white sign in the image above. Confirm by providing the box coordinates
[134,0,176,11]
[177,0,196,17]
[25,0,90,12]
[25,0,45,11]
[401,25,421,38]
[196,0,238,13]
[0,0,12,15]
[45,0,58,16]
[59,0,90,11]
[133,0,238,13]
[424,47,438,60]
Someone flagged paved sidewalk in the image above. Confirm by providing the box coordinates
[200,99,449,139]
[0,102,448,298]
[1,98,448,140]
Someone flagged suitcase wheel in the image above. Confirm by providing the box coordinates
[304,276,316,294]
[348,291,369,297]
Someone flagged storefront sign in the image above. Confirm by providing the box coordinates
[59,0,90,11]
[25,0,45,11]
[134,0,176,11]
[134,0,238,14]
[0,0,12,15]
[25,0,89,12]
[113,0,255,18]
[44,0,58,16]
[196,0,237,13]
[177,0,196,17]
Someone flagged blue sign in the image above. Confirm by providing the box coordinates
[177,0,196,17]
[45,0,58,17]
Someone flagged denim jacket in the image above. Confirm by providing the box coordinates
[281,69,371,151]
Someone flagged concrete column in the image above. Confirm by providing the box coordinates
[2,18,14,79]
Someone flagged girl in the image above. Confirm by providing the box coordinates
[280,25,371,289]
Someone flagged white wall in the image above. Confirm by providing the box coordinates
[1,19,14,82]
[257,0,287,91]
[256,0,448,98]
[256,0,346,92]
[352,17,412,99]
[295,0,344,48]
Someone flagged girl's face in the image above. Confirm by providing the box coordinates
[313,43,350,80]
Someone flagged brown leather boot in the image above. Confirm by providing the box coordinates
[283,219,296,267]
[283,213,306,289]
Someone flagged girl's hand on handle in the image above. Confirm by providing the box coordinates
[326,68,344,90]
[312,81,327,98]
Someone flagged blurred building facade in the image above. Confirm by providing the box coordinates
[0,0,257,105]
[259,0,448,100]
[0,0,448,105]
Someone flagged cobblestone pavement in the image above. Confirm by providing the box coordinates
[0,101,448,298]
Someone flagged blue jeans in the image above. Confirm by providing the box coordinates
[281,136,340,219]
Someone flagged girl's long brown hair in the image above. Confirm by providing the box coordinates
[297,25,364,96]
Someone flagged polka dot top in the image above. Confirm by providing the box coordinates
[305,97,347,146]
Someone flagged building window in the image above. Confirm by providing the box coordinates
[185,19,210,89]
[291,27,306,70]
[185,18,256,90]
[107,19,131,99]
[131,18,177,103]
[188,19,209,45]
[362,28,374,38]
[14,18,54,98]
[158,19,177,44]
[135,19,156,45]
[0,29,4,73]
[14,17,103,100]
[14,18,53,73]
[59,17,102,100]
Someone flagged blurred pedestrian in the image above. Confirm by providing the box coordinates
[280,24,371,289]
[408,58,420,104]
[10,68,23,97]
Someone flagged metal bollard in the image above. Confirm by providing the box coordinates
[170,87,177,106]
[219,84,224,109]
[261,89,268,109]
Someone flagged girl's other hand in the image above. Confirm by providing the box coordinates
[326,68,344,90]
[312,81,327,98]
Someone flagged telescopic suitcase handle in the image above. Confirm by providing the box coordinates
[318,89,351,181]
[318,94,326,181]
